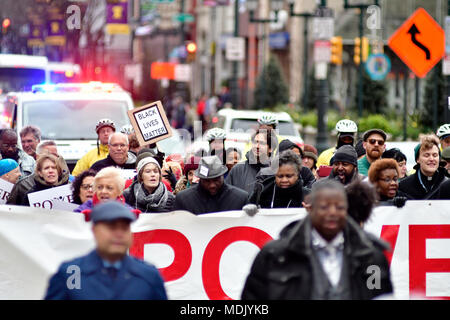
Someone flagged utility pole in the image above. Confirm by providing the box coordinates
[231,0,239,108]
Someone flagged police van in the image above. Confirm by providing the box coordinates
[2,82,134,170]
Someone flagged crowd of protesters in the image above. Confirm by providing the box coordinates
[4,114,450,300]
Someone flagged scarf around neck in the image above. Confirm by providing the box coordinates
[134,181,168,212]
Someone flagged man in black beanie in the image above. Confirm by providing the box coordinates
[327,145,362,185]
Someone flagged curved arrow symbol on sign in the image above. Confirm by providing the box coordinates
[407,23,431,60]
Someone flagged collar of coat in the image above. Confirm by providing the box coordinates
[281,215,389,264]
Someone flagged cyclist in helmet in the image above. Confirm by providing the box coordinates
[436,123,450,150]
[316,119,358,168]
[72,119,116,177]
[205,127,227,164]
[257,114,279,130]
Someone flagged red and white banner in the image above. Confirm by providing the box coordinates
[1,201,450,299]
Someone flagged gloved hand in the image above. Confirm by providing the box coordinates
[392,196,407,208]
[163,166,177,190]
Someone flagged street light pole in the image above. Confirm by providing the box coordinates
[231,0,239,108]
[287,0,313,110]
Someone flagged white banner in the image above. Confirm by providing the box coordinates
[1,201,450,300]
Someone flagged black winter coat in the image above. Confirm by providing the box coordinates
[90,153,137,172]
[174,182,249,215]
[241,216,393,300]
[398,166,448,200]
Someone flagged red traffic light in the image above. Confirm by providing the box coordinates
[186,42,197,53]
[2,18,11,29]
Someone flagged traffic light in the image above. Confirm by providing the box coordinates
[353,36,369,65]
[330,36,343,65]
[186,42,197,63]
[2,18,11,34]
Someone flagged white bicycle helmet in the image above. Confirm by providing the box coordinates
[206,128,227,142]
[335,119,358,133]
[120,124,134,135]
[257,114,279,127]
[436,124,450,139]
[95,118,116,134]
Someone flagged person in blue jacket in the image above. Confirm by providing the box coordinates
[44,201,167,300]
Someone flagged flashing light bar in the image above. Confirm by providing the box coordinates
[31,82,124,93]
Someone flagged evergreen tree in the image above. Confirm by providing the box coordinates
[420,61,446,132]
[253,56,289,109]
[354,68,389,115]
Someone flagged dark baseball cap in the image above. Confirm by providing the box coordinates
[90,201,137,224]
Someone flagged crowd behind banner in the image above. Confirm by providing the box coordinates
[2,112,450,300]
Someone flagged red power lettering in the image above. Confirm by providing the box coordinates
[130,229,192,282]
[379,225,400,266]
[202,226,273,300]
[409,225,450,299]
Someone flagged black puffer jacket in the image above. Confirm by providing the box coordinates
[399,166,448,200]
[225,151,271,194]
[241,216,393,300]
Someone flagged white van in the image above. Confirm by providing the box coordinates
[2,82,134,170]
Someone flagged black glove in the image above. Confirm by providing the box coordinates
[163,166,177,190]
[392,196,407,208]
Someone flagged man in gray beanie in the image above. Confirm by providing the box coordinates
[327,145,363,185]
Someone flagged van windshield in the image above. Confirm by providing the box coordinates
[23,100,130,140]
[231,119,297,136]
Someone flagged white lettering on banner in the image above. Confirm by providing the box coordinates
[3,201,450,299]
[27,184,73,209]
[0,179,14,204]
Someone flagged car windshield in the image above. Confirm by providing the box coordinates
[23,100,130,140]
[230,119,297,136]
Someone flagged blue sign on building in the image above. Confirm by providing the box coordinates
[365,53,391,81]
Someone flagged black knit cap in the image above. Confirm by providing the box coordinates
[330,145,358,166]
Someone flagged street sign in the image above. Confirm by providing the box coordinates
[226,37,245,61]
[174,64,192,82]
[173,13,195,23]
[313,40,331,63]
[365,53,391,81]
[388,7,444,78]
[312,17,334,40]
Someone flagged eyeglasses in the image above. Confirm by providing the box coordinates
[1,144,18,149]
[368,139,385,146]
[80,184,94,190]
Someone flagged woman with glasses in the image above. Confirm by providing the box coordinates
[71,170,97,205]
[368,158,408,207]
[74,167,133,215]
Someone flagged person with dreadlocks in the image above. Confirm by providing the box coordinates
[72,119,116,177]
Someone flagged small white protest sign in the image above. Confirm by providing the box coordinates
[27,184,73,210]
[0,179,14,204]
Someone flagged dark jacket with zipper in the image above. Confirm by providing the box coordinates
[225,151,271,194]
[241,216,393,300]
[249,175,309,208]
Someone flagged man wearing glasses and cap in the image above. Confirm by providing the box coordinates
[174,156,249,215]
[44,201,167,300]
[357,129,387,176]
